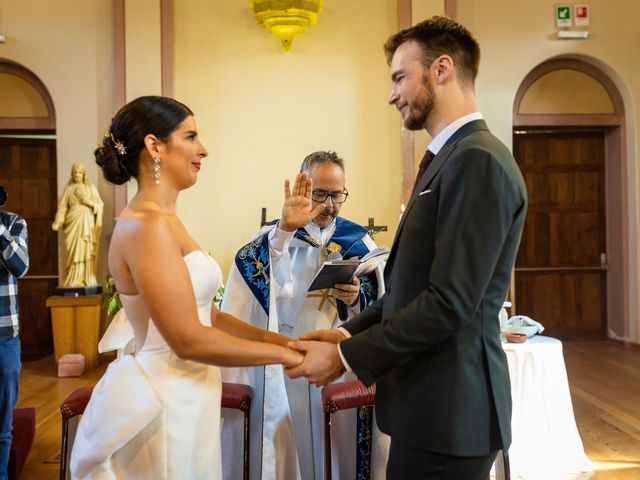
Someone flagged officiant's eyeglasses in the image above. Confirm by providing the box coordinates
[312,189,349,204]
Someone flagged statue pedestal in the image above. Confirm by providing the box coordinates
[46,295,102,371]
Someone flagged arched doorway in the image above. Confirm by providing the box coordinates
[0,59,58,356]
[511,58,627,340]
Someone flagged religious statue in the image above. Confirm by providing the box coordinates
[52,162,104,288]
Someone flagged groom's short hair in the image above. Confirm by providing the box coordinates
[384,16,480,89]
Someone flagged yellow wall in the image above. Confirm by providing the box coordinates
[173,0,400,275]
[456,0,640,340]
[0,73,49,116]
[0,0,114,282]
[519,69,615,114]
[124,0,162,100]
[122,0,163,206]
[3,0,640,341]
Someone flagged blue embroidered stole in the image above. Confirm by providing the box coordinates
[234,217,379,316]
[235,231,271,315]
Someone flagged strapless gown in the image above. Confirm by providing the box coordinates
[70,251,223,479]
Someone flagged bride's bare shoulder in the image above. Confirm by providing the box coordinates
[112,204,173,243]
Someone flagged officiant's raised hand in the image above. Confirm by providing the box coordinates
[279,172,326,232]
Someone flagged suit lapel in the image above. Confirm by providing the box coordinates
[385,120,490,273]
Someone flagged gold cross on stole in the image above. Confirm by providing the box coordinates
[250,255,270,283]
[306,289,337,312]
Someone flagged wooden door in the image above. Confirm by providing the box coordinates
[0,135,58,357]
[513,130,607,339]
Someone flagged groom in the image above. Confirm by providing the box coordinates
[287,16,528,479]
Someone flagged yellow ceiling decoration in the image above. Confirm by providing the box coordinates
[249,0,323,53]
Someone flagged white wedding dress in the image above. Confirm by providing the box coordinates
[70,251,223,479]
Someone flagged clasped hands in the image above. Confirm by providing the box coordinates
[285,329,348,386]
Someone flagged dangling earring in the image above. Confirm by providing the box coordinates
[153,156,161,184]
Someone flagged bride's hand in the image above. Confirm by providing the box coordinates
[282,347,305,368]
[280,173,325,232]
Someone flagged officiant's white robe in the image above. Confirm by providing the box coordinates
[221,217,389,480]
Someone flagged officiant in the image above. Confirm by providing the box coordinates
[220,150,389,480]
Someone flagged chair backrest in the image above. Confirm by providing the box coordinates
[60,386,94,480]
[221,382,252,411]
[321,380,377,480]
[60,386,94,419]
[322,380,376,414]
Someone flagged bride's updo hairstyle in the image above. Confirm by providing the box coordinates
[95,96,193,185]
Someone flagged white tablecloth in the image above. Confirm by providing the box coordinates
[502,335,593,479]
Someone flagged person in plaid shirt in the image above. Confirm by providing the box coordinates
[0,185,29,480]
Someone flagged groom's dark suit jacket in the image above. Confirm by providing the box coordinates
[341,120,527,456]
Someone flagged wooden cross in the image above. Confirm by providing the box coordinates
[260,207,267,227]
[366,217,387,240]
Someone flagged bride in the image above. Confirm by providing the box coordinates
[70,96,323,479]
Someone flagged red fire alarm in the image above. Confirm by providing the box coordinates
[574,5,590,26]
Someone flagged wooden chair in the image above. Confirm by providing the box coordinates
[59,386,94,480]
[322,380,376,480]
[322,380,510,480]
[220,382,253,480]
[59,382,253,480]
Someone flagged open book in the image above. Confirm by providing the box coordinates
[308,246,390,291]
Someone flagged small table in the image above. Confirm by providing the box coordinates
[502,336,593,478]
[46,294,102,371]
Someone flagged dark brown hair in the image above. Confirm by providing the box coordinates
[383,16,480,87]
[95,96,193,185]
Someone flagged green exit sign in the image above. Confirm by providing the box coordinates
[556,5,572,27]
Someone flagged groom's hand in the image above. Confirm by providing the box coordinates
[280,173,326,232]
[285,340,345,386]
[299,328,347,344]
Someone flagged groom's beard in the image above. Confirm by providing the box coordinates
[404,74,436,131]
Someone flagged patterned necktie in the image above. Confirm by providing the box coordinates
[414,149,436,188]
